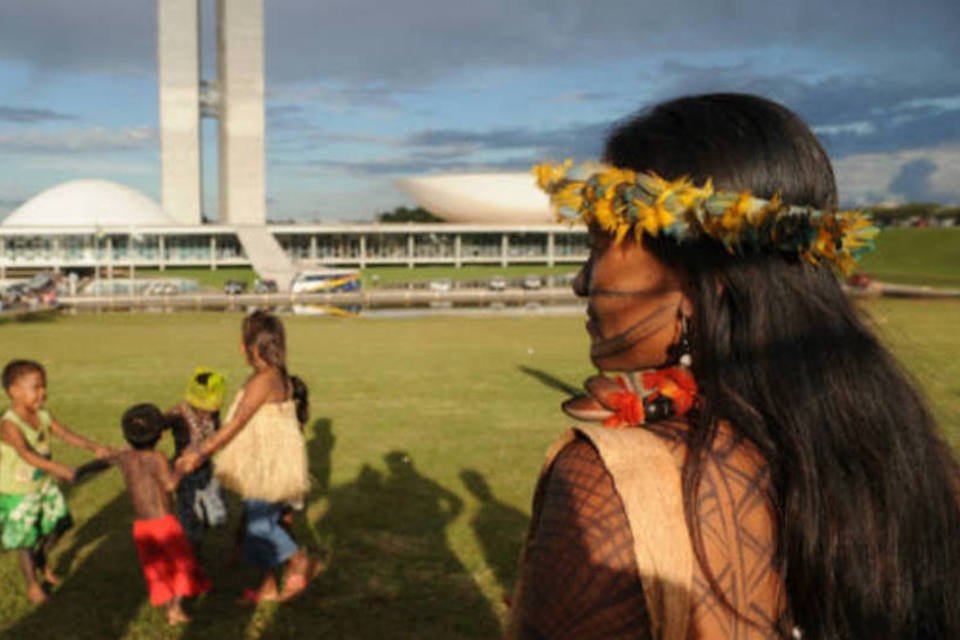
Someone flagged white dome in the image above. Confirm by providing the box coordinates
[398,173,553,224]
[3,179,174,227]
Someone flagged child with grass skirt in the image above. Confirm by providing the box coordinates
[177,310,320,604]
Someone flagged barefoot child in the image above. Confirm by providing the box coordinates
[179,310,320,604]
[0,359,110,603]
[90,403,211,624]
[232,375,309,563]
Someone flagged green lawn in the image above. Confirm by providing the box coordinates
[133,267,257,289]
[858,227,960,288]
[0,302,957,638]
[134,264,579,291]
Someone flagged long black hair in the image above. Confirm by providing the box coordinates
[605,93,960,638]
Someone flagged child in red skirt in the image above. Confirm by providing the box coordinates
[81,403,211,624]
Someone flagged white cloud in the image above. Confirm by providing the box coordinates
[814,121,876,137]
[833,145,960,205]
[0,126,156,154]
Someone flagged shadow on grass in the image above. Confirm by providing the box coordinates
[460,469,529,600]
[518,365,581,397]
[259,446,501,639]
[2,491,147,640]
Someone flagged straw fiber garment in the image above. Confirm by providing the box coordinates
[214,390,309,503]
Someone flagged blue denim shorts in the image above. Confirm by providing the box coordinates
[242,499,298,568]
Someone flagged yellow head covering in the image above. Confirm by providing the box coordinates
[184,367,226,412]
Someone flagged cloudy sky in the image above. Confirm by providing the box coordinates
[0,0,957,221]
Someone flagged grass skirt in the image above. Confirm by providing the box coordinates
[214,391,309,503]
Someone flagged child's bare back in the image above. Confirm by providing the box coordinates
[113,449,178,520]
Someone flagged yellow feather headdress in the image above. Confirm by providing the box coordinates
[534,160,878,274]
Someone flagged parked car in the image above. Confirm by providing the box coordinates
[2,283,26,305]
[488,275,507,291]
[522,274,542,290]
[223,279,247,295]
[429,278,452,293]
[254,279,278,293]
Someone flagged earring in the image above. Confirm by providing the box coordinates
[677,315,693,368]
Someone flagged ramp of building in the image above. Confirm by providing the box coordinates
[233,226,296,292]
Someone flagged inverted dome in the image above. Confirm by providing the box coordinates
[3,179,174,227]
[398,173,552,224]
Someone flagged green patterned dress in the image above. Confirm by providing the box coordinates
[0,408,72,549]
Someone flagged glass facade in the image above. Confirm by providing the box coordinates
[554,232,590,257]
[0,226,588,272]
[413,233,455,260]
[460,233,502,259]
[276,233,311,262]
[164,234,212,263]
[365,233,408,261]
[507,232,547,259]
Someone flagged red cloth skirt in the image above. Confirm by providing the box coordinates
[132,514,211,606]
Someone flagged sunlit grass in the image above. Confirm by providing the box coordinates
[0,301,956,638]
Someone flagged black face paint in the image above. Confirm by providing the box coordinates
[589,299,678,361]
[588,284,680,298]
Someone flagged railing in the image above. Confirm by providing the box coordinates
[57,287,582,312]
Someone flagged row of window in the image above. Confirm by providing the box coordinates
[274,233,589,261]
[0,232,589,264]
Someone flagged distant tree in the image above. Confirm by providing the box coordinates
[376,206,444,223]
[865,203,960,226]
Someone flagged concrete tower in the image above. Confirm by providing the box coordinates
[216,0,266,226]
[157,0,266,226]
[158,0,201,225]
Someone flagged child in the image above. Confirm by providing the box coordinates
[92,403,211,625]
[0,359,110,604]
[232,374,309,563]
[178,310,319,603]
[164,368,228,547]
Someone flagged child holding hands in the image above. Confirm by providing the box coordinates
[178,310,318,603]
[0,359,111,603]
[79,403,211,624]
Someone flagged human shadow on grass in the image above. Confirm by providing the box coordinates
[2,491,148,640]
[517,365,581,397]
[460,469,529,600]
[259,449,501,639]
[178,418,335,639]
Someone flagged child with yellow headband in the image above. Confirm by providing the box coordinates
[163,368,228,547]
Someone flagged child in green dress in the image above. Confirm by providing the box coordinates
[0,359,110,603]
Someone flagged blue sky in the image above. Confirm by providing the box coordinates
[0,0,957,221]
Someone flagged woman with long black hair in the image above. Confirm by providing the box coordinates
[508,94,960,639]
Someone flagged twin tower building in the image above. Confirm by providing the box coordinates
[158,0,266,226]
